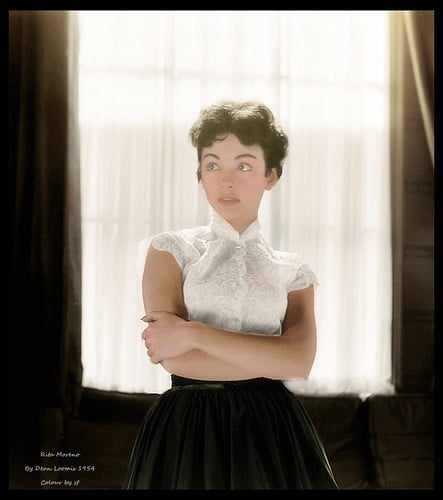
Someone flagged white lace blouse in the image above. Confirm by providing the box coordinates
[140,212,318,336]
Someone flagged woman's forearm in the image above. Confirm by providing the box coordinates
[184,321,316,380]
[161,350,259,381]
[143,286,317,381]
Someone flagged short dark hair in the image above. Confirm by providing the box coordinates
[189,100,289,181]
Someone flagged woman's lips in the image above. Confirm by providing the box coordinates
[218,197,240,205]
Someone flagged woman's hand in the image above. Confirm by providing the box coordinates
[141,311,193,364]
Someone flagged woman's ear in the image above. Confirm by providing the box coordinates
[265,168,279,190]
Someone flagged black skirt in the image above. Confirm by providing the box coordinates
[123,375,338,490]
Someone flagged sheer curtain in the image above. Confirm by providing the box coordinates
[78,10,393,396]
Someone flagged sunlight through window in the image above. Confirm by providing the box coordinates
[78,10,392,396]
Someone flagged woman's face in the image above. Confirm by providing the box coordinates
[200,133,278,232]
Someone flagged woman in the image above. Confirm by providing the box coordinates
[123,100,338,489]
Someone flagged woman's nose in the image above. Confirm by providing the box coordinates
[219,170,234,188]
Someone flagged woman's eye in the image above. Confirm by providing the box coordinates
[205,163,220,171]
[238,163,252,172]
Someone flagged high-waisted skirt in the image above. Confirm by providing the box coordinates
[122,375,338,490]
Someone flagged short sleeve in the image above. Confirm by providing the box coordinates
[276,250,319,292]
[136,232,187,278]
[151,232,187,269]
[287,261,319,292]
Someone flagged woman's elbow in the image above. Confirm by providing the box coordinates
[282,362,313,380]
[285,343,316,380]
[160,359,175,374]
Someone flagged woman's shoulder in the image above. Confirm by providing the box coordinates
[151,224,209,247]
[272,248,305,266]
[137,225,208,275]
[270,248,319,290]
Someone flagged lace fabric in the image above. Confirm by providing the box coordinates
[141,212,318,336]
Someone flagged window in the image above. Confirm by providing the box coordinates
[78,10,393,396]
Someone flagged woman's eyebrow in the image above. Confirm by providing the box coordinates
[201,153,257,160]
[235,154,257,160]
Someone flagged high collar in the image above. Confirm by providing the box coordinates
[206,211,261,242]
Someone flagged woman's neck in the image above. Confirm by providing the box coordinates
[213,211,258,234]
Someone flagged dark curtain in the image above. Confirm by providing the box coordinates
[403,10,434,168]
[8,10,82,481]
[390,11,434,394]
